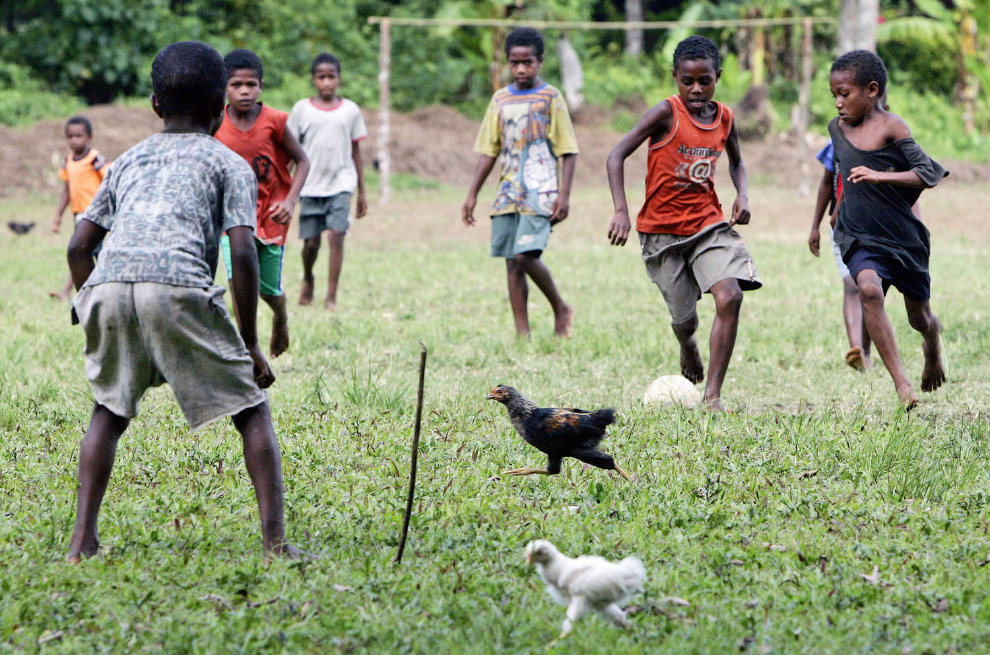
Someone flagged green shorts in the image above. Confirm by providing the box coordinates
[490,213,551,258]
[220,234,284,297]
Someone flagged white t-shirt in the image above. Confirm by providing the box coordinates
[287,97,368,197]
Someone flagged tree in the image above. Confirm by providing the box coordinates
[838,0,878,52]
[624,0,644,56]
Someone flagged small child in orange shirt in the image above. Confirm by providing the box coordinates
[50,116,109,300]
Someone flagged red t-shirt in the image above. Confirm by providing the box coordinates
[637,95,734,235]
[215,104,294,245]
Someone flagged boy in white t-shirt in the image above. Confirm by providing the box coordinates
[287,53,367,310]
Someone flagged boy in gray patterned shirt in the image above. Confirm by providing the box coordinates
[66,41,299,561]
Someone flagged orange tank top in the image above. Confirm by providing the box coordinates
[637,95,734,235]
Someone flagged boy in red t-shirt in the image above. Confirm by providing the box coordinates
[606,36,760,412]
[50,116,109,301]
[216,50,310,357]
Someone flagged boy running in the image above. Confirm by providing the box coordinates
[50,116,109,301]
[66,41,297,561]
[462,27,577,338]
[287,53,367,310]
[216,49,310,357]
[827,50,947,406]
[808,138,872,371]
[606,36,760,411]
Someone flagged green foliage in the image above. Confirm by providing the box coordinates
[0,62,83,127]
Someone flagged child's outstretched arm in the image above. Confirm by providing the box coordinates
[848,117,941,189]
[67,220,106,290]
[228,225,275,389]
[549,154,576,225]
[724,121,750,226]
[808,168,835,257]
[606,100,673,246]
[51,182,70,233]
[268,128,310,225]
[352,140,367,218]
[462,155,496,226]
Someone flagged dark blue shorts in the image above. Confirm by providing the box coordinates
[845,247,930,302]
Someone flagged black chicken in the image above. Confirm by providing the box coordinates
[7,221,35,235]
[488,385,631,480]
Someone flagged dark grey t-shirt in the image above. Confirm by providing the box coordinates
[80,132,257,289]
[829,117,948,273]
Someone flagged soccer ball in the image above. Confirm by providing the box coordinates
[643,375,701,408]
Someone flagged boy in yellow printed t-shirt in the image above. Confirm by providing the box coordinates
[50,116,109,300]
[462,27,578,338]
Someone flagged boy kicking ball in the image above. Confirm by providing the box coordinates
[827,50,948,407]
[66,41,298,561]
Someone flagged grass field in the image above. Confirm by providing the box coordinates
[1,178,989,654]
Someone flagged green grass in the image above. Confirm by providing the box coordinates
[1,182,989,654]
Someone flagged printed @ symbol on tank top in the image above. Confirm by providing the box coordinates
[252,155,273,181]
[674,160,714,184]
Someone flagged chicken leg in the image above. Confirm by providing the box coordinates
[502,467,552,476]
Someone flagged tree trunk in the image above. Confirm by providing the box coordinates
[838,0,856,53]
[624,0,644,57]
[557,34,584,112]
[839,0,877,53]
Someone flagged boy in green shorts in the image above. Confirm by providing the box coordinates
[462,27,577,337]
[216,49,310,356]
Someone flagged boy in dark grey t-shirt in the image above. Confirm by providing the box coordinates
[66,41,299,562]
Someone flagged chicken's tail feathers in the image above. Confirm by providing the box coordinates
[589,408,616,428]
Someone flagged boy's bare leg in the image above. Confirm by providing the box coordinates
[904,297,945,392]
[261,293,289,357]
[514,252,574,337]
[703,279,744,412]
[671,315,704,384]
[325,230,346,310]
[856,269,917,406]
[231,401,299,557]
[842,276,871,370]
[50,276,74,301]
[299,236,320,306]
[506,258,530,336]
[67,404,129,563]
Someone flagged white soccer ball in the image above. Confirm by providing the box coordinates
[643,375,702,408]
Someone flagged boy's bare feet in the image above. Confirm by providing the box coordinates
[703,396,725,413]
[49,290,71,301]
[66,534,100,564]
[845,346,866,372]
[270,317,289,358]
[680,337,704,384]
[554,303,574,337]
[896,382,919,409]
[323,296,336,311]
[920,321,946,392]
[265,541,305,560]
[298,278,314,306]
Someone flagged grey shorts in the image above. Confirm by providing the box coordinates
[299,193,352,239]
[72,282,267,431]
[639,222,762,324]
[829,227,851,280]
[490,213,551,258]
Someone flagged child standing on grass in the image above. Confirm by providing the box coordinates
[49,116,109,301]
[827,50,947,407]
[66,41,298,562]
[462,27,577,338]
[215,49,310,357]
[808,138,873,371]
[606,36,760,412]
[287,53,367,310]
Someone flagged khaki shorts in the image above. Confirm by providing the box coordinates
[640,222,762,324]
[72,282,267,431]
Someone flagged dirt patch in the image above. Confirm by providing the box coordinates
[2,102,987,198]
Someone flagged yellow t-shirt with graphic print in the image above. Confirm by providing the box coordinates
[473,83,578,217]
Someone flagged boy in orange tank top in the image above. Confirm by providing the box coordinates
[606,36,760,412]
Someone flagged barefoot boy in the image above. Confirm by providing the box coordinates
[808,138,872,371]
[462,27,577,338]
[827,50,947,406]
[50,116,109,301]
[216,49,310,357]
[606,36,760,411]
[66,41,297,561]
[287,53,367,310]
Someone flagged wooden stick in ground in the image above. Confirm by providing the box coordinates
[394,343,427,565]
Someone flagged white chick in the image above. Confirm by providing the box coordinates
[524,539,646,639]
